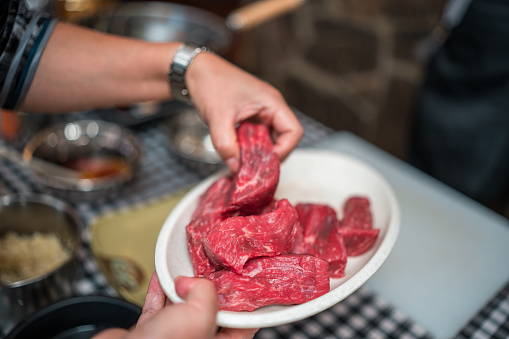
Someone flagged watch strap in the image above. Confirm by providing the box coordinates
[168,43,210,103]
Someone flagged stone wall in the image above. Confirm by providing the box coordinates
[232,0,447,160]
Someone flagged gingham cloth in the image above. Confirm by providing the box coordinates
[1,110,508,339]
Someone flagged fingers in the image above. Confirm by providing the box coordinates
[206,115,240,172]
[270,107,304,161]
[137,272,168,327]
[170,276,219,339]
[185,51,302,171]
[134,276,219,339]
[206,103,302,172]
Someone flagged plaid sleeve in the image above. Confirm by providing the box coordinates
[0,0,57,110]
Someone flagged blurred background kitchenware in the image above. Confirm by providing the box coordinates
[22,120,142,202]
[0,143,82,180]
[0,194,83,336]
[4,295,141,339]
[0,109,62,152]
[91,100,188,127]
[54,0,118,23]
[225,0,308,32]
[82,1,231,54]
[80,0,307,55]
[163,107,224,175]
[26,0,117,23]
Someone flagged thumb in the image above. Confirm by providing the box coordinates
[175,276,219,312]
[206,114,240,173]
[134,277,219,339]
[175,276,219,334]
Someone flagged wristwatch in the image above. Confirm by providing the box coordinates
[168,43,210,103]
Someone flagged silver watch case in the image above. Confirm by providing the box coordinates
[169,43,210,103]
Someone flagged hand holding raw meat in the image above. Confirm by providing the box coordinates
[187,53,303,173]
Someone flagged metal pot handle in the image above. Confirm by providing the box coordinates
[226,0,308,31]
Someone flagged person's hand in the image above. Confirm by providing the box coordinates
[187,52,303,172]
[93,273,258,339]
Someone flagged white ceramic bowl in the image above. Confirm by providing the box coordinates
[155,149,400,328]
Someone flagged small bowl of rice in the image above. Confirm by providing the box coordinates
[0,194,83,336]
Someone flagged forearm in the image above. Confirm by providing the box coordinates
[20,22,179,113]
[15,22,303,170]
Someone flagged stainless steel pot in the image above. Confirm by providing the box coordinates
[0,194,83,336]
[81,0,307,55]
[164,105,224,176]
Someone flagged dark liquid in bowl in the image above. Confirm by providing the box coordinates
[61,156,130,179]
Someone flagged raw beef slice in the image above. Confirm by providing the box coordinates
[341,196,373,230]
[339,196,379,256]
[293,203,347,278]
[224,122,280,215]
[338,227,379,256]
[205,255,330,311]
[187,177,232,276]
[203,199,298,274]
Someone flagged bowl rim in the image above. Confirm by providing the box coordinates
[21,119,143,191]
[155,149,401,328]
[0,193,83,288]
[4,295,142,339]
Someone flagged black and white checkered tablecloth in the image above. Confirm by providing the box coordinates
[1,111,508,339]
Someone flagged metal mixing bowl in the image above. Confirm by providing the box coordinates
[22,120,142,202]
[164,107,224,176]
[80,1,233,54]
[0,194,83,336]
